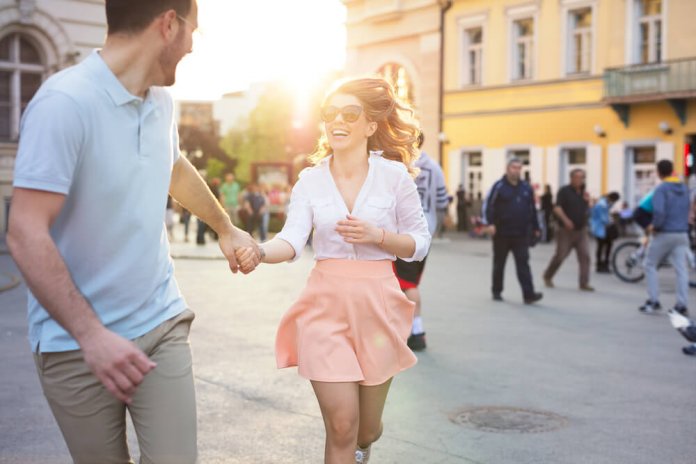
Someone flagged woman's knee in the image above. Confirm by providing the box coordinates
[325,414,359,446]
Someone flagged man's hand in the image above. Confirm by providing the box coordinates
[336,215,381,244]
[219,227,260,274]
[564,219,574,231]
[534,229,541,238]
[79,327,156,404]
[488,225,496,237]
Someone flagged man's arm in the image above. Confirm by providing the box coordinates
[169,156,259,272]
[7,188,156,404]
[482,181,499,235]
[529,187,540,232]
[553,205,574,230]
[553,189,574,230]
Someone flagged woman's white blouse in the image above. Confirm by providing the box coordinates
[276,152,431,262]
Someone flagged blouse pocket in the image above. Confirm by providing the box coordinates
[365,195,395,226]
[311,198,337,226]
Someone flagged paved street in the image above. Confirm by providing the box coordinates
[1,232,695,464]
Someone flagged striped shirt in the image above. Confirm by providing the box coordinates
[414,151,449,235]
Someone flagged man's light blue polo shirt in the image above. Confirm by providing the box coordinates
[13,51,187,353]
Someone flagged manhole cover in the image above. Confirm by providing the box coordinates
[451,406,567,434]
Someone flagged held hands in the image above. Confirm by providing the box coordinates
[335,214,382,245]
[80,327,156,404]
[235,246,261,274]
[219,227,260,274]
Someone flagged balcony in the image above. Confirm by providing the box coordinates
[603,57,696,126]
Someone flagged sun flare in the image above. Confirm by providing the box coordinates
[170,0,347,102]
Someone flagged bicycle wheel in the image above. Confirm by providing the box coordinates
[612,241,645,283]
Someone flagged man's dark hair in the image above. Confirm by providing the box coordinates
[657,159,673,178]
[607,191,620,202]
[106,0,192,35]
[570,168,585,178]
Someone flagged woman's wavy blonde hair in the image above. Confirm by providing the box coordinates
[308,77,421,177]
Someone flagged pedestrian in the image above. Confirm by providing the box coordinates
[590,192,620,273]
[244,183,267,242]
[542,169,594,291]
[219,172,241,226]
[456,183,469,231]
[180,205,192,242]
[618,201,634,236]
[235,77,430,463]
[6,1,259,462]
[483,158,543,304]
[639,160,690,315]
[541,184,554,242]
[166,195,175,241]
[393,132,448,351]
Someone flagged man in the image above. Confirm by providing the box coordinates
[393,133,447,351]
[639,160,690,315]
[220,172,241,225]
[7,1,260,462]
[543,169,594,291]
[456,183,469,231]
[483,158,543,304]
[244,183,267,242]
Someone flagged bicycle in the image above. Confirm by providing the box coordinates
[611,238,696,286]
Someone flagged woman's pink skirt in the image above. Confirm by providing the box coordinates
[275,259,418,386]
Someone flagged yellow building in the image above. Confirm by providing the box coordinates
[442,0,696,208]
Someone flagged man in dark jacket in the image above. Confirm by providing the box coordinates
[484,158,543,304]
[640,160,690,315]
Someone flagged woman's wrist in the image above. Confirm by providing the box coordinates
[377,228,386,247]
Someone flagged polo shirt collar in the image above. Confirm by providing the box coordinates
[85,50,144,107]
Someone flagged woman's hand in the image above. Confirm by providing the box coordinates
[235,246,260,274]
[335,215,383,245]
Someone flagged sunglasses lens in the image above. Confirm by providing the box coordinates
[342,106,361,123]
[321,107,339,123]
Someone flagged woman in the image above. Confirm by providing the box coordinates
[236,77,430,463]
[590,191,620,273]
[540,184,554,242]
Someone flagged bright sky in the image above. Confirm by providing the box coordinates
[170,0,347,101]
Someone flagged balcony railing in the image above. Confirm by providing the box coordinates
[604,57,696,102]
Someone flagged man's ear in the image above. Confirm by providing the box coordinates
[157,9,179,42]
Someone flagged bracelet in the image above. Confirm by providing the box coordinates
[259,247,266,260]
[379,228,386,247]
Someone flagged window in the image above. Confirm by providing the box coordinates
[0,33,45,141]
[568,8,592,74]
[512,18,534,80]
[639,0,662,63]
[462,27,483,86]
[567,148,587,165]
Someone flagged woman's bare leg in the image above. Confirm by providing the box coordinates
[357,378,393,449]
[311,381,360,464]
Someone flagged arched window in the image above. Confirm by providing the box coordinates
[0,33,45,141]
[377,63,414,106]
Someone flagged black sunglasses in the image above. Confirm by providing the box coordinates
[320,105,363,123]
